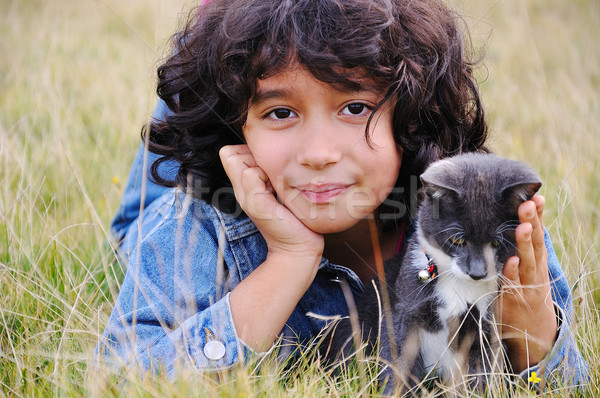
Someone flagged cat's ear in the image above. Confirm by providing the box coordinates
[420,159,460,199]
[502,181,542,202]
[500,170,542,213]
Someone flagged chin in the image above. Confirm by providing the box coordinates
[285,200,375,234]
[299,216,362,235]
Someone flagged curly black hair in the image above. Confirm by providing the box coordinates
[145,0,488,219]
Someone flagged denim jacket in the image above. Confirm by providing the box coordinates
[99,101,588,387]
[101,188,365,370]
[100,186,588,385]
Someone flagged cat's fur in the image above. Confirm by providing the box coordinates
[321,153,542,394]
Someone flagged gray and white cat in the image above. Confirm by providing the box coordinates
[321,153,542,394]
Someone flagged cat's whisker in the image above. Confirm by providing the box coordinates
[497,274,518,290]
[496,275,533,313]
[324,154,545,394]
[500,239,517,252]
[432,223,464,238]
[495,220,520,233]
[438,269,460,296]
[482,290,502,317]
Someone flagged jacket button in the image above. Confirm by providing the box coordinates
[204,340,226,360]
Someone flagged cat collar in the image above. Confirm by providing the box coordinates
[419,249,438,282]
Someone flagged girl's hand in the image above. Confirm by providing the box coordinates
[220,144,325,351]
[219,144,324,259]
[500,195,558,372]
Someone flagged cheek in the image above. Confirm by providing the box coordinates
[385,149,402,187]
[251,153,283,188]
[243,131,286,179]
[369,127,401,185]
[246,142,296,200]
[359,134,401,180]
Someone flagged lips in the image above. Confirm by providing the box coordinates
[295,184,351,204]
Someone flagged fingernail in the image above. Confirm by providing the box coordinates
[526,206,535,219]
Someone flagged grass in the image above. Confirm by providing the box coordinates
[1,0,598,396]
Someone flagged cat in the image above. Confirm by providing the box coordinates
[320,153,542,395]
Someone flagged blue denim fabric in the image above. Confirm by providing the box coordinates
[100,189,364,373]
[102,98,588,387]
[100,187,588,388]
[516,232,589,388]
[110,100,178,243]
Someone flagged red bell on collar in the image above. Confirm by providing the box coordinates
[419,248,438,282]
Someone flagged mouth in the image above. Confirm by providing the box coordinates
[295,184,351,204]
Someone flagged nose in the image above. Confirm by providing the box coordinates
[467,251,488,280]
[296,118,343,169]
[468,264,487,280]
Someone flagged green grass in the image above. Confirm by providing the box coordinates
[1,0,599,396]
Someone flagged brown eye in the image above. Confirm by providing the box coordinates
[346,103,366,114]
[341,102,371,116]
[264,108,297,120]
[273,109,292,119]
[449,236,466,246]
[491,239,501,248]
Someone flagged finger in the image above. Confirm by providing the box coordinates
[221,153,257,184]
[219,149,262,206]
[219,144,251,158]
[241,166,277,217]
[532,196,549,269]
[265,178,275,194]
[532,195,545,229]
[502,256,520,286]
[219,145,255,171]
[242,164,269,190]
[519,200,546,265]
[499,256,520,327]
[515,221,536,285]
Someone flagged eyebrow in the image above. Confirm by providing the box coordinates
[250,88,293,106]
[251,84,376,107]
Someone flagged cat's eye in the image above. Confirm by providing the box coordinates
[491,240,501,248]
[449,236,466,246]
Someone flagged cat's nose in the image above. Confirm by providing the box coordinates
[468,270,487,280]
[467,258,488,280]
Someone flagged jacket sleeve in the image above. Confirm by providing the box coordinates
[516,229,589,389]
[110,99,177,243]
[98,196,261,374]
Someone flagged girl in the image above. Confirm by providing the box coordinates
[101,0,587,388]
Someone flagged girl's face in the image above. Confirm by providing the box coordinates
[243,65,402,234]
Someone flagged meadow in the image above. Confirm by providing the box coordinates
[1,0,598,396]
